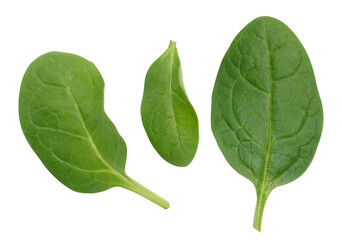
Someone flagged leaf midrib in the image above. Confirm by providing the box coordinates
[168,46,186,162]
[62,75,122,178]
[259,26,273,198]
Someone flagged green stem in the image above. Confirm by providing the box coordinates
[168,40,176,48]
[123,176,170,209]
[253,191,269,231]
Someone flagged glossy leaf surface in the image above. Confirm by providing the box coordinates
[211,17,323,230]
[141,41,199,167]
[19,52,169,209]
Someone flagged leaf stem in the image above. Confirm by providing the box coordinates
[168,40,176,48]
[124,177,170,209]
[253,191,269,231]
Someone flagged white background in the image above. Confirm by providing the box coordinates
[1,0,341,239]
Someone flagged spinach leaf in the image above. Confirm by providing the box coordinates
[211,17,323,231]
[141,41,199,167]
[19,52,169,209]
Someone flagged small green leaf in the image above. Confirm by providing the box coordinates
[211,17,323,231]
[141,41,199,167]
[19,52,169,209]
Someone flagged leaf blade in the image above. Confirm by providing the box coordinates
[141,41,199,167]
[211,16,323,230]
[19,52,169,208]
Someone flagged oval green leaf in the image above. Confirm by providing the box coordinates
[141,41,199,167]
[19,52,169,209]
[211,17,323,230]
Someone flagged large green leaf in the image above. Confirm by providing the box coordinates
[141,41,199,167]
[19,52,169,209]
[211,17,323,230]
